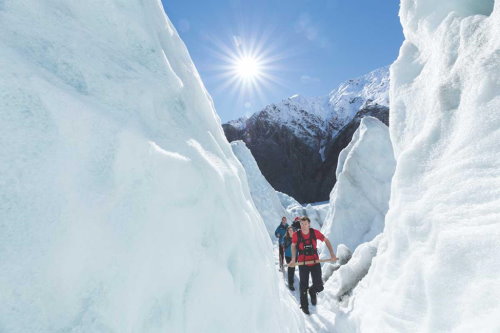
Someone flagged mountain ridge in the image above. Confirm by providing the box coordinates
[223,66,390,203]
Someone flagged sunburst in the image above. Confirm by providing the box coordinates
[201,27,294,117]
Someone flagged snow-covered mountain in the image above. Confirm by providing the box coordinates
[227,66,389,147]
[0,1,303,331]
[223,67,390,203]
[326,66,390,139]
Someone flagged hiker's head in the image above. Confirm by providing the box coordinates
[294,217,300,221]
[281,216,287,224]
[300,217,311,231]
[286,226,294,238]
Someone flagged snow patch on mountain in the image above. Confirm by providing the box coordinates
[226,66,390,150]
[326,66,389,132]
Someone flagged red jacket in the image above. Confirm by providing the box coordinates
[292,228,325,266]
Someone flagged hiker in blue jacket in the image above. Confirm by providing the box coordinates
[275,216,288,270]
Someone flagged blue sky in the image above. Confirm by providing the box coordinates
[162,0,404,122]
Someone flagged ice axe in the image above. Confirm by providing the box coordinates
[285,258,338,267]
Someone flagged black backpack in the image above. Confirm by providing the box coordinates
[297,228,318,258]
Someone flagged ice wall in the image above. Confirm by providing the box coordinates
[231,141,289,235]
[276,193,326,229]
[321,117,395,252]
[346,0,500,331]
[0,1,303,332]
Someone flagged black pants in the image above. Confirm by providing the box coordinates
[299,263,323,308]
[284,256,295,286]
[278,244,285,268]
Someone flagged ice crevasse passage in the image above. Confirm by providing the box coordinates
[0,1,303,332]
[340,0,500,332]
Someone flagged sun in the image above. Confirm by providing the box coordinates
[234,56,262,80]
[205,32,290,105]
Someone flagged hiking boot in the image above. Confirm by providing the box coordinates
[309,288,317,305]
[301,306,310,315]
[289,284,295,291]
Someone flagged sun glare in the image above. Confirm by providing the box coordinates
[206,32,290,107]
[235,56,262,79]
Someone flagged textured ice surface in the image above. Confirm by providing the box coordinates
[324,236,380,299]
[320,117,395,252]
[0,1,303,331]
[231,141,289,235]
[276,192,326,230]
[342,0,500,331]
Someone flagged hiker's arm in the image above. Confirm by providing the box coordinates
[324,238,338,261]
[291,243,297,263]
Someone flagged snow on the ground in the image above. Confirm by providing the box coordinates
[320,117,395,252]
[0,1,303,331]
[336,1,500,331]
[273,233,372,333]
[273,242,339,333]
[231,141,290,236]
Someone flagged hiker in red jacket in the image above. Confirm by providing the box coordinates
[290,216,337,315]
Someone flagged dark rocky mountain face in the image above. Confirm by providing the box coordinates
[223,67,391,203]
[223,105,388,203]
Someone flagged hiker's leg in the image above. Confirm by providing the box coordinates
[299,265,310,291]
[285,256,295,286]
[299,265,311,310]
[310,263,324,293]
[279,245,284,267]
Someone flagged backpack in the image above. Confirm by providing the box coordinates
[291,221,301,231]
[297,229,318,259]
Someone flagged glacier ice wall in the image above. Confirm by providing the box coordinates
[320,117,395,252]
[0,1,303,332]
[346,0,500,331]
[231,141,289,235]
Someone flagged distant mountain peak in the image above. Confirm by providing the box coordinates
[222,66,390,203]
[226,66,389,141]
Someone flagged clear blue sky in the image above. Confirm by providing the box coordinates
[161,0,404,123]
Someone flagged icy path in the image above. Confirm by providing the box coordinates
[273,244,338,332]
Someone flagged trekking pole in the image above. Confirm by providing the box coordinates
[285,259,338,267]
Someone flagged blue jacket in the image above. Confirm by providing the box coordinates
[283,237,293,257]
[275,223,288,245]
